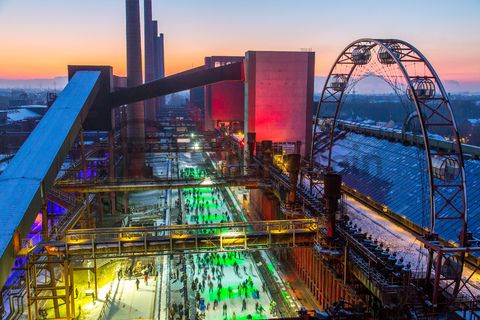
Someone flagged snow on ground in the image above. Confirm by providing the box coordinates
[105,277,156,319]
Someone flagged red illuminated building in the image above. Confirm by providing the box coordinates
[204,56,245,131]
[244,51,314,157]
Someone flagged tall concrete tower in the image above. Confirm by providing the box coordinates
[125,0,145,176]
[144,0,156,125]
[153,20,165,112]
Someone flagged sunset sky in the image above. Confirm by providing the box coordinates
[0,0,479,83]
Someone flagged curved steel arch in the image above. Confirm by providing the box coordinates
[310,39,468,304]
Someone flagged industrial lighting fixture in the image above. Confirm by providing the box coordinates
[220,231,244,238]
[200,177,213,186]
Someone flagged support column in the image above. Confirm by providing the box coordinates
[41,205,48,240]
[80,130,91,228]
[109,131,117,215]
[247,132,256,164]
[343,244,349,285]
[261,140,272,179]
[324,173,342,246]
[295,140,302,154]
[432,252,443,308]
[120,107,130,215]
[98,195,104,223]
[285,153,301,207]
[94,259,98,299]
[65,259,75,319]
[124,193,129,214]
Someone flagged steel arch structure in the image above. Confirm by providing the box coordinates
[310,38,469,305]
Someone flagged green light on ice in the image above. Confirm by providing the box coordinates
[266,264,275,273]
[205,284,260,302]
[208,314,267,320]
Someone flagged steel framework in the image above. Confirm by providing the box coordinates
[40,219,320,259]
[310,38,469,307]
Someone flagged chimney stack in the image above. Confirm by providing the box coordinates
[153,20,165,112]
[125,0,145,176]
[144,0,156,125]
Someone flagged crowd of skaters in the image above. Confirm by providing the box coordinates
[169,176,277,319]
[180,167,207,179]
[115,261,157,291]
[182,188,232,230]
[169,255,190,320]
[189,250,275,319]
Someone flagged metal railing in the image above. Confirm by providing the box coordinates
[42,219,320,259]
[54,165,264,193]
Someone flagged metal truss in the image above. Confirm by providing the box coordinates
[40,219,320,259]
[310,38,468,307]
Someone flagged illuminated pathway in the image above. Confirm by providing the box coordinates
[167,152,277,320]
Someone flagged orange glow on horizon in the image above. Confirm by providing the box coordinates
[2,56,479,83]
[1,44,479,83]
[0,0,479,86]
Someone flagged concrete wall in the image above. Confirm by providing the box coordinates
[210,81,244,122]
[204,56,244,130]
[244,51,314,157]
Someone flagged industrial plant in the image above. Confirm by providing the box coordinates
[1,1,480,320]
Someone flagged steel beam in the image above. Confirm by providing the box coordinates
[41,219,319,259]
[55,176,265,193]
[109,61,244,107]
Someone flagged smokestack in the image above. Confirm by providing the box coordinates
[156,33,165,110]
[152,20,159,110]
[125,0,145,176]
[144,0,156,125]
[153,20,165,112]
[156,34,165,79]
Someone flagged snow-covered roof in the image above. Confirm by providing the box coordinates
[319,132,480,243]
[7,109,41,122]
[467,118,480,126]
[17,105,48,109]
